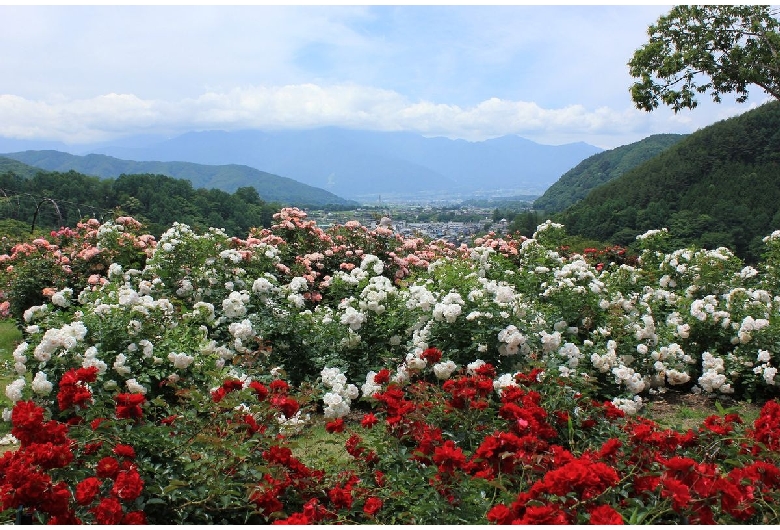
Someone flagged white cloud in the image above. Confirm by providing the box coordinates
[0,83,755,148]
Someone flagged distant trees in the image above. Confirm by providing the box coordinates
[0,169,283,238]
[629,5,780,112]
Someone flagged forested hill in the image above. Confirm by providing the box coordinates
[560,101,780,262]
[0,162,288,238]
[534,134,686,213]
[1,150,357,208]
[0,157,42,179]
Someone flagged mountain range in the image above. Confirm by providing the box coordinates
[0,151,356,208]
[0,128,603,202]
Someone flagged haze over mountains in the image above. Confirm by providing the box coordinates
[0,128,602,202]
[0,151,357,208]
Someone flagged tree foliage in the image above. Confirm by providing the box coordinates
[0,168,283,238]
[560,100,780,262]
[534,134,686,213]
[629,5,780,112]
[1,151,358,208]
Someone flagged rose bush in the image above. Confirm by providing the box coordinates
[0,209,779,523]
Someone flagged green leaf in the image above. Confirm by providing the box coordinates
[162,480,190,494]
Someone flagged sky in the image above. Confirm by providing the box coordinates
[0,4,771,150]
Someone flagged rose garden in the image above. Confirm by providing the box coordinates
[0,207,779,524]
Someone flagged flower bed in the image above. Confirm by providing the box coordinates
[0,209,779,523]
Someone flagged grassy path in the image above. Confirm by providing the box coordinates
[0,320,22,436]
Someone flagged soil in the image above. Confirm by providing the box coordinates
[642,390,764,432]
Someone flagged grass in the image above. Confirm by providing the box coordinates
[291,423,355,471]
[643,390,763,432]
[0,319,22,438]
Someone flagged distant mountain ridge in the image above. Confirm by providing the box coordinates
[0,151,357,207]
[534,134,687,213]
[17,128,602,201]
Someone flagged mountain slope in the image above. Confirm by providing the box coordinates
[534,134,687,213]
[88,128,603,200]
[0,156,44,179]
[0,160,287,237]
[1,151,357,207]
[560,101,780,261]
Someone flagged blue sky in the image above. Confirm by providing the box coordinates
[0,5,769,149]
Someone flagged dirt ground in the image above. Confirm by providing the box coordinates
[642,390,764,432]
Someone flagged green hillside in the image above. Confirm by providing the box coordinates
[1,150,357,207]
[560,101,780,262]
[0,157,42,179]
[0,161,286,238]
[534,134,686,213]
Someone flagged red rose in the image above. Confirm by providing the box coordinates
[75,477,102,506]
[96,456,120,479]
[112,468,144,501]
[211,387,227,403]
[271,395,300,418]
[373,369,391,384]
[325,418,345,433]
[91,497,124,525]
[421,347,442,363]
[222,379,244,392]
[363,496,383,517]
[121,511,147,524]
[250,381,269,400]
[269,379,289,394]
[115,393,145,419]
[113,444,136,460]
[589,504,624,525]
[361,413,378,429]
[328,485,353,509]
[487,504,514,525]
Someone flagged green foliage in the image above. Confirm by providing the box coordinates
[561,100,780,263]
[0,167,282,239]
[534,134,686,213]
[2,151,357,208]
[629,5,780,112]
[0,320,21,420]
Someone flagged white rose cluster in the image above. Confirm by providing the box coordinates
[320,367,359,419]
[405,285,437,311]
[82,346,108,374]
[611,396,643,415]
[51,287,73,308]
[12,342,28,375]
[33,321,88,363]
[591,340,619,373]
[168,352,195,370]
[697,352,733,394]
[31,371,53,396]
[432,292,463,323]
[433,360,458,380]
[360,254,385,276]
[736,315,770,344]
[359,276,396,314]
[340,306,366,331]
[497,325,527,356]
[753,350,777,385]
[222,291,250,318]
[361,371,384,398]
